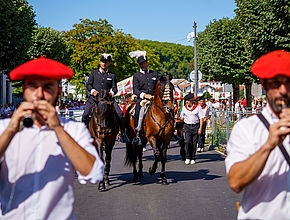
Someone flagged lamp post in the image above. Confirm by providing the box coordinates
[187,21,198,95]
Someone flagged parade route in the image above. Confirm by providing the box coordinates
[74,142,241,220]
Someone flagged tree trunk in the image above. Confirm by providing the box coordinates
[245,82,252,110]
[232,83,240,111]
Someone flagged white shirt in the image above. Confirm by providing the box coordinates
[200,105,210,118]
[225,104,290,220]
[180,105,204,125]
[0,118,104,220]
[139,68,150,99]
[213,101,221,109]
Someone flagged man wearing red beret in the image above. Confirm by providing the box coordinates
[225,50,290,219]
[0,56,104,219]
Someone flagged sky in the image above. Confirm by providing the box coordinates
[27,0,237,46]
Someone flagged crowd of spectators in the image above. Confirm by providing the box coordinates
[0,103,17,119]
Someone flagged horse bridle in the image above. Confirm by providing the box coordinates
[146,98,174,137]
[92,97,111,136]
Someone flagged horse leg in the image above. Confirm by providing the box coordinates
[103,144,113,187]
[137,145,144,179]
[133,162,138,182]
[148,137,160,175]
[98,143,106,191]
[160,146,168,185]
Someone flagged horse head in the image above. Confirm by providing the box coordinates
[157,75,174,113]
[93,90,114,136]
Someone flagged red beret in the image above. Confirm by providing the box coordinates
[250,50,290,79]
[10,55,73,80]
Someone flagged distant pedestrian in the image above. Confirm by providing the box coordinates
[197,97,210,152]
[179,93,204,165]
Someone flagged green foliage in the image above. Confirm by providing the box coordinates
[235,0,290,60]
[197,17,254,84]
[137,40,194,78]
[203,91,212,99]
[0,0,36,72]
[27,26,73,65]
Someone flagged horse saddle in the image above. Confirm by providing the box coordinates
[129,105,136,117]
[140,99,151,107]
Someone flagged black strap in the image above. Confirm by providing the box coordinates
[257,114,290,166]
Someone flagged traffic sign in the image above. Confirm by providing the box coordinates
[189,70,202,82]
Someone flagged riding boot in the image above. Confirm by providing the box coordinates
[132,130,141,145]
[118,117,130,144]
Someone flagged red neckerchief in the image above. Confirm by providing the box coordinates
[201,104,206,109]
[185,104,198,111]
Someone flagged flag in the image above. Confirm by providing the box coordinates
[174,84,183,99]
[124,80,131,93]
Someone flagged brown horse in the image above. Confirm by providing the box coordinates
[125,76,174,184]
[88,91,119,190]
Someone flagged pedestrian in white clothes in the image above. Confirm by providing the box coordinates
[0,56,104,219]
[225,50,290,219]
[179,93,204,165]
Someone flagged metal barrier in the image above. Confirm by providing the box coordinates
[59,110,84,122]
[209,109,261,150]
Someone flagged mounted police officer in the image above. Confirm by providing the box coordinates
[82,53,129,143]
[129,50,158,144]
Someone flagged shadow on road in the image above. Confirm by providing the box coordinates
[104,169,221,191]
[143,151,225,163]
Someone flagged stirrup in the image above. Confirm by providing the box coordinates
[120,133,130,144]
[132,136,141,145]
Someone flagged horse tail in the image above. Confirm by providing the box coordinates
[124,104,137,167]
[125,142,137,167]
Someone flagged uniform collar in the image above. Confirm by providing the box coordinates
[140,68,149,74]
[99,68,109,74]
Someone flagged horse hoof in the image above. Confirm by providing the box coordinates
[138,172,144,179]
[104,180,111,187]
[98,183,106,191]
[149,167,156,175]
[133,175,139,182]
[161,178,168,185]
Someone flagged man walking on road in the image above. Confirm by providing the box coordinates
[179,93,204,165]
[225,50,290,219]
[0,56,104,219]
[197,97,211,152]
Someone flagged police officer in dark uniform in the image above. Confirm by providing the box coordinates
[82,53,129,143]
[129,51,158,144]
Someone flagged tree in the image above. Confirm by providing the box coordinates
[0,0,36,72]
[138,40,194,78]
[197,17,254,108]
[235,0,289,107]
[27,27,73,65]
[235,0,290,61]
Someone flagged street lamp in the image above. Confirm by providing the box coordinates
[187,21,198,95]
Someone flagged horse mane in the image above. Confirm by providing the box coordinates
[95,90,115,126]
[154,76,174,103]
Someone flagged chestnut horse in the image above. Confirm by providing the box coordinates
[88,91,119,190]
[125,76,174,184]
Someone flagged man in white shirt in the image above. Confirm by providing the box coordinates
[225,50,290,219]
[179,93,204,164]
[198,97,211,152]
[0,56,104,219]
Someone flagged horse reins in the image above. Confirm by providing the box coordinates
[146,101,174,137]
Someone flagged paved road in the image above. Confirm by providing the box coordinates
[74,142,241,220]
